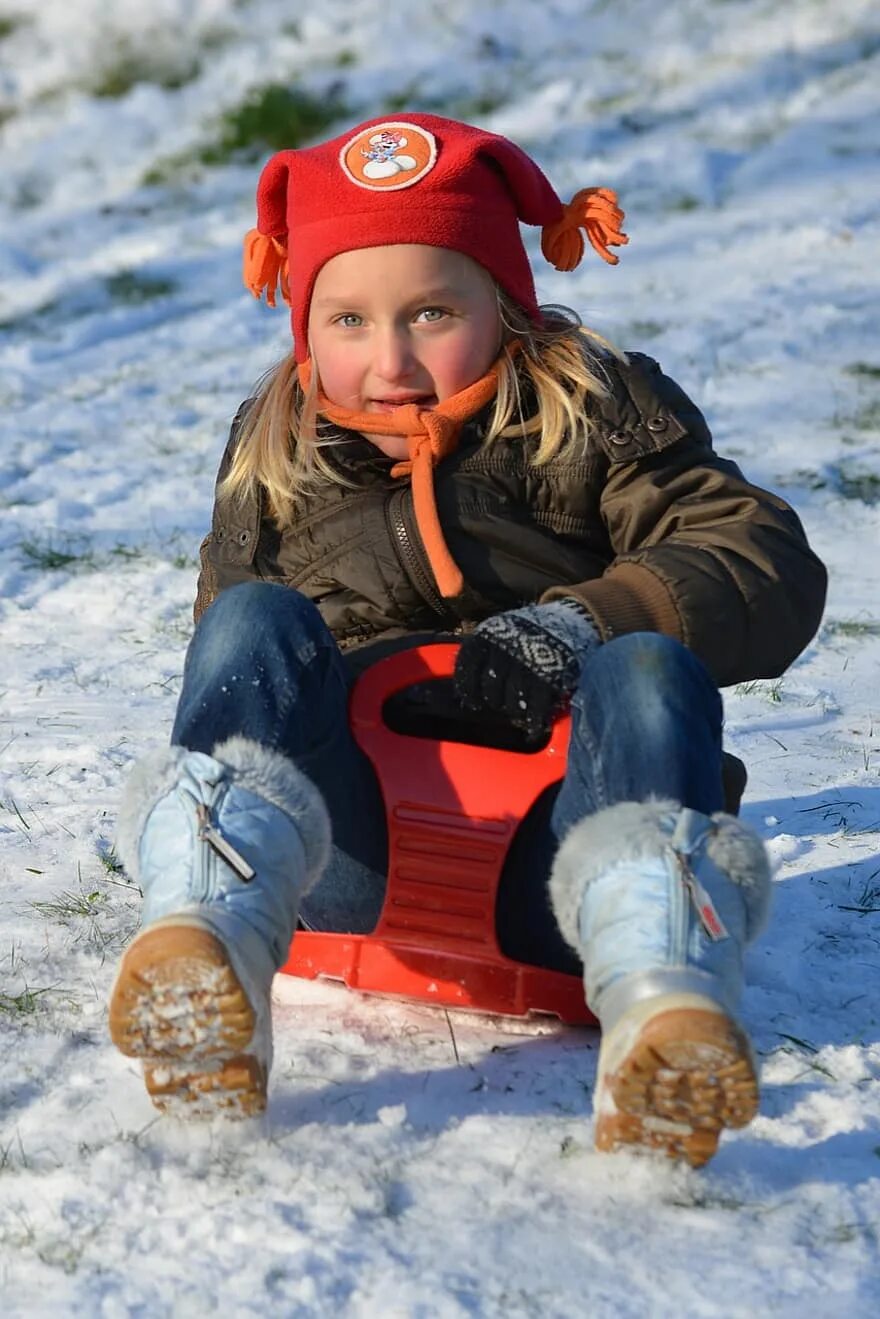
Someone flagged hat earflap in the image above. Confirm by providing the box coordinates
[243,151,294,307]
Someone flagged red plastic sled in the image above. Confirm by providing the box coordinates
[280,644,594,1025]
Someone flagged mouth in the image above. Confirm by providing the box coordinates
[368,393,437,413]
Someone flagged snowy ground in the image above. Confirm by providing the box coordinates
[1,0,879,1313]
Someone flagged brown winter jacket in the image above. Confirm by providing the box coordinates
[193,350,826,691]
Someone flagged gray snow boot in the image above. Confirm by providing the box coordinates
[110,737,330,1117]
[550,800,771,1166]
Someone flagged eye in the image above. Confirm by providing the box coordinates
[335,313,364,329]
[415,307,448,323]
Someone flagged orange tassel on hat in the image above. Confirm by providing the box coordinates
[541,187,628,270]
[243,228,290,307]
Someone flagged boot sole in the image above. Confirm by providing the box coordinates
[594,994,759,1168]
[108,921,267,1119]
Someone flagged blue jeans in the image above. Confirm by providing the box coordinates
[172,582,725,973]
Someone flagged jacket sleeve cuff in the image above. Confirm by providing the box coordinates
[540,561,684,643]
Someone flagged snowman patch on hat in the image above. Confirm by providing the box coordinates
[339,122,437,191]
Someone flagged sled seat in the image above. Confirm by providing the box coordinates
[280,643,593,1024]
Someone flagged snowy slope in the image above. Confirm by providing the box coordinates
[1,1,879,1313]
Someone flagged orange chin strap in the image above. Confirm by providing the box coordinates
[298,354,516,599]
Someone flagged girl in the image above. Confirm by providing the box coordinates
[109,114,826,1167]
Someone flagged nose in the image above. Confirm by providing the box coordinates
[373,324,417,383]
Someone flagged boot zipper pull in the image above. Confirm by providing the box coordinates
[675,853,728,942]
[196,803,256,882]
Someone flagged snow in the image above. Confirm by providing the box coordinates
[1,0,879,1312]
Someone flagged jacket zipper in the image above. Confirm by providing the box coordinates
[385,486,454,622]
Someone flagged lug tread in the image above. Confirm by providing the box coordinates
[595,1007,759,1168]
[109,924,266,1118]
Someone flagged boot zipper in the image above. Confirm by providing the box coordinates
[673,849,728,943]
[195,802,256,883]
[385,487,454,622]
[669,848,690,963]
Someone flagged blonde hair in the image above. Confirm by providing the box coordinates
[221,291,621,529]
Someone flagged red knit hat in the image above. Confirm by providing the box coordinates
[243,113,627,361]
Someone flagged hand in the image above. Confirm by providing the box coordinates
[453,599,601,738]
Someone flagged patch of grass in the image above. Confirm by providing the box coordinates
[833,399,880,434]
[850,400,880,432]
[733,678,784,702]
[30,889,106,920]
[201,83,348,162]
[776,1031,817,1053]
[627,319,666,338]
[665,193,701,212]
[824,619,880,639]
[796,799,873,836]
[0,986,52,1016]
[786,467,827,491]
[0,15,24,41]
[772,1033,836,1081]
[785,462,880,505]
[11,176,44,210]
[97,844,124,876]
[1,797,31,831]
[143,83,349,185]
[153,606,192,643]
[830,463,880,505]
[559,1135,584,1159]
[90,47,200,99]
[0,303,52,335]
[105,271,178,305]
[449,92,507,120]
[838,869,880,915]
[19,535,95,572]
[588,92,633,115]
[382,85,504,122]
[619,111,656,136]
[665,1188,749,1212]
[141,153,198,187]
[383,88,420,114]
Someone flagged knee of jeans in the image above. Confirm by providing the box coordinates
[194,582,329,663]
[576,632,721,725]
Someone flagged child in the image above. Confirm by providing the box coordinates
[109,114,826,1167]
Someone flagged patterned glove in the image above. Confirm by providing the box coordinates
[453,599,601,738]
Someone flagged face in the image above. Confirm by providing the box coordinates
[308,245,502,457]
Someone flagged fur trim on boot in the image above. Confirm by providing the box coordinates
[115,744,187,881]
[115,738,331,890]
[213,736,330,884]
[549,798,771,953]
